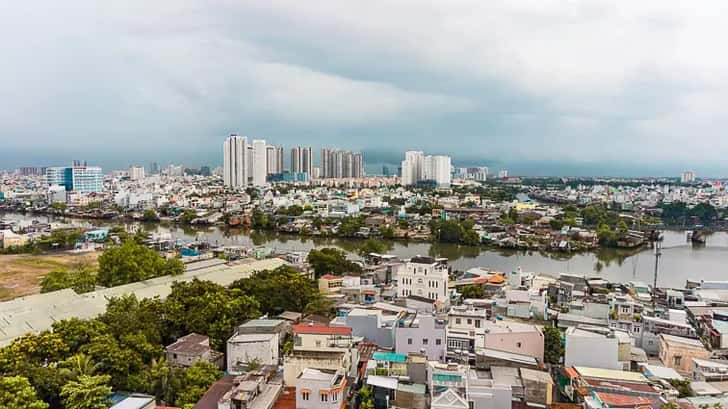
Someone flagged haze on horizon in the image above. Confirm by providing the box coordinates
[2,1,728,177]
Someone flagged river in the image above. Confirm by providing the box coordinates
[3,212,728,287]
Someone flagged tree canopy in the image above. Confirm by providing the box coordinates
[97,240,184,287]
[0,376,49,409]
[230,266,319,315]
[543,324,564,365]
[307,248,361,278]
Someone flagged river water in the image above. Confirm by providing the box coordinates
[3,212,727,287]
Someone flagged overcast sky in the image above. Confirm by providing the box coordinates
[2,1,728,176]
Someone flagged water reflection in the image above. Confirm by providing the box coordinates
[3,212,728,286]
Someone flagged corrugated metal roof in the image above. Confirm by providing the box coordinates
[0,258,286,346]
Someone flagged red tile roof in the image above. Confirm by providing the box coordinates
[292,324,352,335]
[321,274,341,280]
[595,392,658,407]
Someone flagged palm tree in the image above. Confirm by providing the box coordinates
[60,375,112,409]
[60,353,101,380]
[149,357,171,402]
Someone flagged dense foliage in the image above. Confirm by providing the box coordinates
[661,202,719,226]
[0,271,268,408]
[543,324,564,365]
[430,219,480,246]
[97,240,184,287]
[40,265,96,294]
[307,247,362,278]
[230,266,320,315]
[459,285,484,299]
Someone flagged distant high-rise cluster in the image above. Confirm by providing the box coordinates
[128,166,145,181]
[681,171,696,184]
[224,136,319,188]
[454,167,488,181]
[400,151,451,187]
[290,146,313,175]
[320,148,364,179]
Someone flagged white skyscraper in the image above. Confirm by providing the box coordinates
[223,134,248,188]
[252,139,268,186]
[400,150,451,187]
[681,171,696,184]
[290,146,313,175]
[266,145,278,175]
[128,166,145,181]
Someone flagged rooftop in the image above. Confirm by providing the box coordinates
[292,324,352,335]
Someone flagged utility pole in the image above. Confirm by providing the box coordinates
[652,238,662,312]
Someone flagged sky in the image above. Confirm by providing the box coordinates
[2,1,728,176]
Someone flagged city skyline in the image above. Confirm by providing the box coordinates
[4,2,728,176]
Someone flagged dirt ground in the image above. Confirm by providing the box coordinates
[0,251,100,301]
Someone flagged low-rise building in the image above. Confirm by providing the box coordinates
[396,256,450,308]
[394,314,446,361]
[692,358,728,382]
[227,319,288,374]
[481,321,544,363]
[165,333,223,368]
[296,368,347,409]
[283,324,357,386]
[659,334,712,375]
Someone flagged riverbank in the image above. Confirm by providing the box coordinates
[3,211,728,286]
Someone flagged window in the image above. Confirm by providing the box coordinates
[332,392,338,402]
[467,319,472,325]
[516,342,522,348]
[423,338,429,345]
[436,338,442,345]
[302,392,310,401]
[455,318,461,324]
[475,320,481,328]
[321,394,328,402]
[316,340,322,347]
[408,338,413,345]
[674,356,682,367]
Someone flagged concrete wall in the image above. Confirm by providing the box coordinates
[227,335,279,374]
[345,313,394,348]
[564,334,620,370]
[469,384,512,409]
[395,318,446,361]
[483,331,544,362]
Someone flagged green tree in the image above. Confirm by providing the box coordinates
[60,353,101,380]
[230,266,318,315]
[179,210,197,225]
[52,318,109,354]
[97,240,183,287]
[303,297,336,318]
[379,225,395,239]
[668,379,692,398]
[460,285,484,299]
[358,385,374,409]
[357,238,391,256]
[142,209,160,222]
[549,219,565,230]
[40,270,72,293]
[543,324,564,365]
[164,280,260,350]
[60,374,112,409]
[40,265,96,294]
[0,376,48,409]
[307,248,361,278]
[173,361,222,407]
